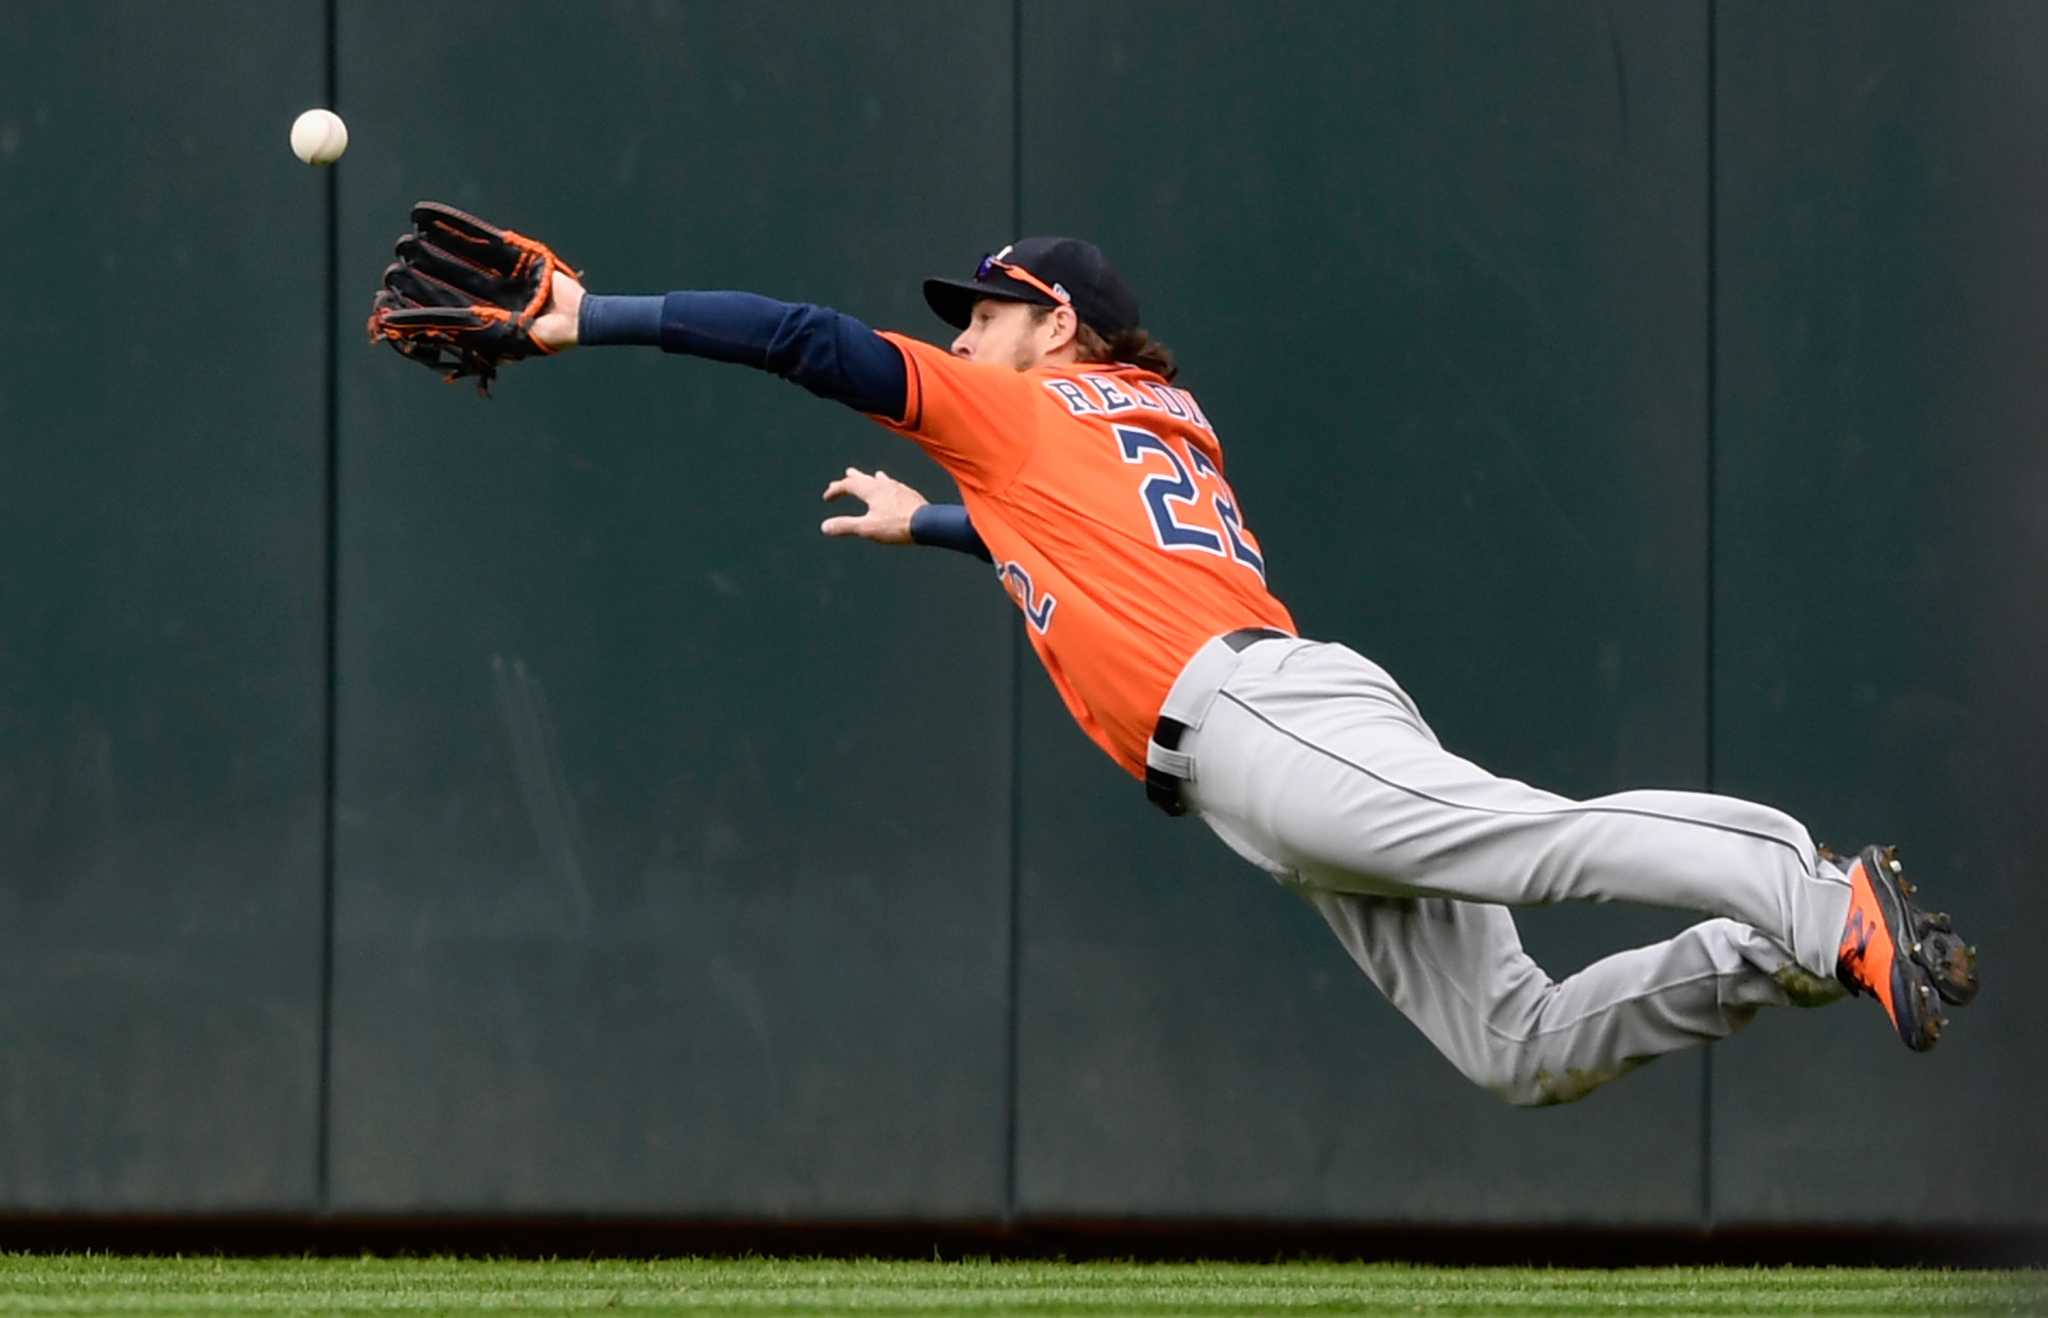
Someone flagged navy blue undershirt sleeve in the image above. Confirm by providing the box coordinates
[578,290,908,420]
[908,504,992,563]
[577,294,663,346]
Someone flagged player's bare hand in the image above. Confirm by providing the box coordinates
[529,269,586,351]
[820,467,928,545]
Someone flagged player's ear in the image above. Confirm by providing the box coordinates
[1049,303,1080,351]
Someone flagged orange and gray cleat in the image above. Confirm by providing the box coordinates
[1830,844,1980,1051]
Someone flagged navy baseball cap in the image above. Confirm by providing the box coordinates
[923,236,1142,339]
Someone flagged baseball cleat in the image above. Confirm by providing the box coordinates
[1824,843,1981,1007]
[1830,844,1978,1051]
[1908,907,1980,1008]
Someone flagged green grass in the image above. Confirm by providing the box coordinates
[0,1256,2039,1316]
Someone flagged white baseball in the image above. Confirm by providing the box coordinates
[289,108,348,165]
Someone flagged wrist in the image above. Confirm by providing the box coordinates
[578,294,663,347]
[911,503,987,560]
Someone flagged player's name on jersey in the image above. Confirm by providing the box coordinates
[1044,374,1215,431]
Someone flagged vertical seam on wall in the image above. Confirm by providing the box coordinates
[315,0,339,1215]
[1699,0,1718,1235]
[1001,0,1024,1229]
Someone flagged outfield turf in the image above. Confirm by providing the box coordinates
[0,1257,2041,1316]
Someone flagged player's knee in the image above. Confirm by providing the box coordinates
[1479,1069,1562,1108]
[1483,1065,1621,1107]
[1463,1047,1623,1108]
[1462,984,1572,1105]
[1450,1052,1547,1107]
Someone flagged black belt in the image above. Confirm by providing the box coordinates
[1145,627,1292,816]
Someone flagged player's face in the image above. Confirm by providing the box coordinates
[952,299,1061,371]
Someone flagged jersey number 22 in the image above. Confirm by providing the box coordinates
[1114,424,1266,580]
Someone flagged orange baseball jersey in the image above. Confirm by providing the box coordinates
[874,331,1297,777]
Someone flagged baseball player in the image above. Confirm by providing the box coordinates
[369,206,1979,1106]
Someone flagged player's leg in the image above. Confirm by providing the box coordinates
[1184,641,1852,978]
[1297,889,1842,1106]
[1174,638,1977,1048]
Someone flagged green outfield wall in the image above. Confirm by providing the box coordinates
[0,0,2041,1233]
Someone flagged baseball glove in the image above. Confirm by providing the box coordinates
[366,202,580,395]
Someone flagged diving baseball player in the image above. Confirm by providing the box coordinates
[369,205,1979,1106]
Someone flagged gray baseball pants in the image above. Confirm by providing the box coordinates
[1149,634,1854,1107]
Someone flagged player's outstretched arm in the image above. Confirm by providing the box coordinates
[821,467,990,563]
[369,203,914,418]
[530,268,911,419]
